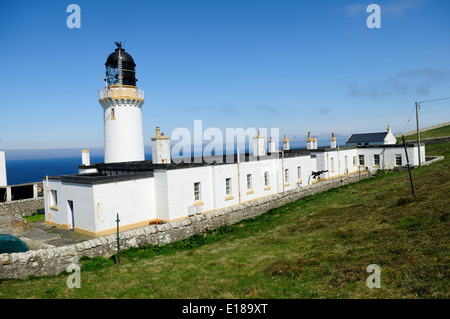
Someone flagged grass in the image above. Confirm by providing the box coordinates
[23,213,45,223]
[0,143,449,299]
[397,124,450,142]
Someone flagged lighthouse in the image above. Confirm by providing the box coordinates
[98,42,145,163]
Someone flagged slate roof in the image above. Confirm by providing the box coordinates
[346,132,388,144]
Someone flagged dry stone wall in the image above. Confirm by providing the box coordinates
[0,172,370,279]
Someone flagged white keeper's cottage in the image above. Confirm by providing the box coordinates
[43,43,425,238]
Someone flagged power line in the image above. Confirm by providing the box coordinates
[402,107,415,133]
[418,97,450,104]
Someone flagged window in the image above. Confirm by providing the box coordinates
[194,182,201,201]
[225,178,232,195]
[353,156,357,166]
[50,190,58,208]
[359,155,365,166]
[345,156,348,169]
[374,154,380,166]
[330,157,335,171]
[264,171,269,186]
[395,154,402,166]
[297,166,302,180]
[284,169,289,183]
[111,107,116,120]
[246,174,252,190]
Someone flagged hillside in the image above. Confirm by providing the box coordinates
[0,143,449,299]
[397,124,450,142]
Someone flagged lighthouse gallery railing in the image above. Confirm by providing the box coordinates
[98,86,144,100]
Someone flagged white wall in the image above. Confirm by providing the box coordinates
[164,166,215,221]
[357,145,425,171]
[384,131,397,144]
[44,179,95,231]
[92,177,155,233]
[0,151,7,187]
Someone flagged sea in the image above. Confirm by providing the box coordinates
[5,156,105,186]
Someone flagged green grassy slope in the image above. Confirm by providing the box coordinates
[397,125,450,142]
[1,143,449,299]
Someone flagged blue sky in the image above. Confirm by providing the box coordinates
[0,0,449,159]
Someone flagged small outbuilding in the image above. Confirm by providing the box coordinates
[346,125,397,146]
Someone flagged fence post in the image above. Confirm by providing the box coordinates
[116,213,120,264]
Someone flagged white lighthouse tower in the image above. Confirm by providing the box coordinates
[98,42,145,163]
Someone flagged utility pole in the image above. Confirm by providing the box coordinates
[402,135,415,197]
[415,101,421,167]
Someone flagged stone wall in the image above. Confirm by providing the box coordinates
[0,198,45,217]
[421,136,450,146]
[0,198,44,237]
[0,172,370,279]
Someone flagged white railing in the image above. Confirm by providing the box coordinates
[98,87,144,100]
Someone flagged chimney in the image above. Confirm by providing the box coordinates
[330,132,336,148]
[253,130,266,157]
[306,132,314,149]
[151,126,171,164]
[81,149,90,166]
[268,136,277,153]
[283,134,290,151]
[313,137,317,149]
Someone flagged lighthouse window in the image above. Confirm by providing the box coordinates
[111,108,116,120]
[106,66,119,86]
[297,166,302,180]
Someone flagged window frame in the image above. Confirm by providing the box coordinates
[359,155,365,166]
[395,154,402,166]
[374,154,380,166]
[194,182,201,201]
[225,178,232,195]
[50,189,58,208]
[246,174,252,190]
[264,171,269,187]
[284,168,289,183]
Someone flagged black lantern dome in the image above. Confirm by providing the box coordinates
[105,42,137,86]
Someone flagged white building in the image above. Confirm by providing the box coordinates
[0,151,7,187]
[346,125,397,146]
[42,43,426,238]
